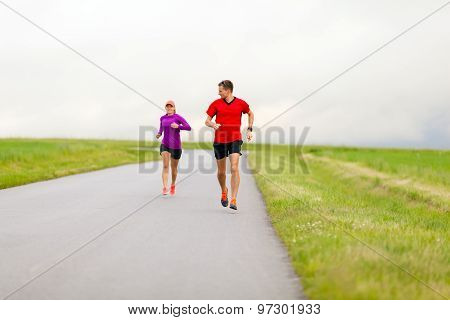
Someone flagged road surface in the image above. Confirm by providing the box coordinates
[0,149,303,299]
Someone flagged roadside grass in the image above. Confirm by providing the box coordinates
[0,138,159,189]
[303,146,450,188]
[247,144,449,299]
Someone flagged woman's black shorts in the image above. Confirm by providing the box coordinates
[213,139,243,160]
[160,144,182,160]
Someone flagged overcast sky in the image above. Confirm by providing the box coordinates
[1,0,449,148]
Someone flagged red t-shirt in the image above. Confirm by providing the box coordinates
[206,97,250,143]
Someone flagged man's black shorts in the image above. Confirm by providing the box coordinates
[160,144,182,160]
[213,139,243,160]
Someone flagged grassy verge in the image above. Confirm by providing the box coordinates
[247,144,449,299]
[0,138,159,189]
[303,146,450,188]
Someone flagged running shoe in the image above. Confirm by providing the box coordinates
[170,184,176,196]
[229,198,237,210]
[162,187,169,195]
[221,187,228,207]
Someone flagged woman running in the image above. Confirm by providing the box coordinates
[156,100,191,195]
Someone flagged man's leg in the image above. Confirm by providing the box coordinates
[216,157,227,192]
[229,153,240,200]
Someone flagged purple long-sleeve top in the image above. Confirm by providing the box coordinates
[158,113,191,149]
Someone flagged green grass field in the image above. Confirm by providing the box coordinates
[304,146,450,188]
[247,144,449,299]
[0,138,158,189]
[1,139,448,299]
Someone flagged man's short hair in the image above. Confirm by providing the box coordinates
[218,80,233,92]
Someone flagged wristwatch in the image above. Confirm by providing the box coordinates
[247,127,253,132]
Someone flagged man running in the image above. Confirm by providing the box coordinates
[205,80,254,211]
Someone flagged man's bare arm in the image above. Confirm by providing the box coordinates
[247,110,254,129]
[205,115,221,130]
[246,110,254,141]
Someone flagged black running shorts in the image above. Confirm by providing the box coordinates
[160,144,182,160]
[213,139,243,160]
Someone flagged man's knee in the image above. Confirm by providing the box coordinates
[230,165,239,175]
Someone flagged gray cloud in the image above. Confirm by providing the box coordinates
[0,0,449,148]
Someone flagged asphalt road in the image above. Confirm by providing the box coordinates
[0,149,303,299]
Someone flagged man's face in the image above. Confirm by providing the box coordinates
[218,86,231,99]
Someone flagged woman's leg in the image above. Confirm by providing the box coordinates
[161,151,170,189]
[170,157,179,185]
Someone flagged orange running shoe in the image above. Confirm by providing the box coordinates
[230,198,237,210]
[170,184,176,195]
[162,187,169,195]
[221,187,228,207]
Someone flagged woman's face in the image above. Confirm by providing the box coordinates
[165,104,175,114]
